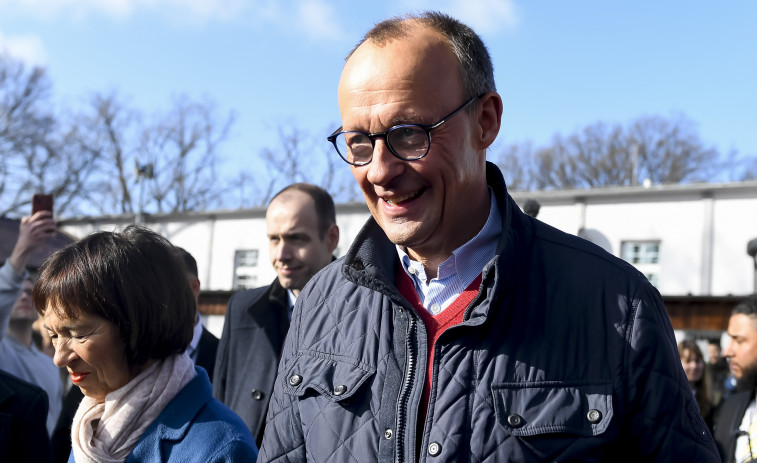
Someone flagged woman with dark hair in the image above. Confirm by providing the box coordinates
[678,339,713,429]
[33,226,257,462]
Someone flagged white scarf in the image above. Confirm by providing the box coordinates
[71,353,196,463]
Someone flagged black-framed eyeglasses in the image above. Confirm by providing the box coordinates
[327,94,482,166]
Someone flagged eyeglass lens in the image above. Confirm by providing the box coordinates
[336,125,429,164]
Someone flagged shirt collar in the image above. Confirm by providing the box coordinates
[398,187,501,286]
[287,290,297,320]
[187,312,203,359]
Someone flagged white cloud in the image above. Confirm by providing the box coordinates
[0,0,347,43]
[0,30,48,66]
[159,0,251,24]
[396,0,520,35]
[294,0,347,42]
[447,0,519,34]
[0,0,250,23]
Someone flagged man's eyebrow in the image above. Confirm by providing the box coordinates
[281,232,309,239]
[387,111,426,127]
[269,231,309,239]
[346,111,426,133]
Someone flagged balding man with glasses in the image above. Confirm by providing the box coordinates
[258,11,719,462]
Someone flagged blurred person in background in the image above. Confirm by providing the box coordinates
[175,247,220,383]
[34,226,257,462]
[679,340,713,428]
[708,338,731,409]
[714,294,757,463]
[0,211,62,436]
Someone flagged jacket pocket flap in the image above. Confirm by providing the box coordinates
[491,381,613,437]
[282,353,375,402]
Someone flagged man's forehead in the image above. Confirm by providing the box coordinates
[729,313,757,334]
[354,20,440,52]
[343,25,455,82]
[339,27,463,130]
[267,194,319,230]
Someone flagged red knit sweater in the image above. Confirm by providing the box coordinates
[397,268,482,427]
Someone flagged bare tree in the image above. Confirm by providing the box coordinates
[80,92,235,215]
[495,114,732,191]
[0,54,99,217]
[77,92,139,214]
[745,160,757,180]
[491,142,535,191]
[255,122,362,206]
[140,96,234,213]
[629,114,723,184]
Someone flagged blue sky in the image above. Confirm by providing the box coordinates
[1,0,755,183]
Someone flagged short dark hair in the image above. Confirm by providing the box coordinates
[32,225,195,368]
[175,247,198,277]
[269,183,336,239]
[732,294,757,318]
[348,11,496,105]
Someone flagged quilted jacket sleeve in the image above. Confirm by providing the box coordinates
[0,261,25,339]
[622,283,720,461]
[257,297,306,462]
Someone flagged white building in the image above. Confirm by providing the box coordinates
[58,180,757,338]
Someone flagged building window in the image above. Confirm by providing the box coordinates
[621,241,660,286]
[233,250,258,289]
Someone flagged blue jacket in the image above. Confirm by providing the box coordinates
[69,367,258,462]
[258,163,719,462]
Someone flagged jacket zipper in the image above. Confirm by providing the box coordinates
[395,317,417,463]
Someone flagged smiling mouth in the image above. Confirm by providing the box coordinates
[384,189,423,206]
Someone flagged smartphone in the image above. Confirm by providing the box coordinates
[32,194,54,215]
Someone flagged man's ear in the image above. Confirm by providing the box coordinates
[326,224,340,253]
[475,91,503,150]
[189,276,201,303]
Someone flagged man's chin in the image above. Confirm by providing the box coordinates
[735,367,757,392]
[278,276,303,292]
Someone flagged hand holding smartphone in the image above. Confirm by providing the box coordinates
[32,194,54,215]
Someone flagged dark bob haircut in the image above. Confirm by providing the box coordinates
[32,225,195,367]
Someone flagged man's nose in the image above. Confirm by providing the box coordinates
[273,241,292,262]
[722,341,734,358]
[366,139,404,186]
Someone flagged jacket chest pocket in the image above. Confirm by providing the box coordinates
[282,353,375,403]
[491,381,613,437]
[280,354,379,460]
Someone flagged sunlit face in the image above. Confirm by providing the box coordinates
[680,348,704,383]
[10,280,37,322]
[724,314,757,390]
[267,190,338,296]
[44,307,132,402]
[337,24,495,271]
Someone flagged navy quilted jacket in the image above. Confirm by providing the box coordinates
[258,163,720,462]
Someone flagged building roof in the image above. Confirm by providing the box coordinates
[510,180,757,204]
[55,180,757,226]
